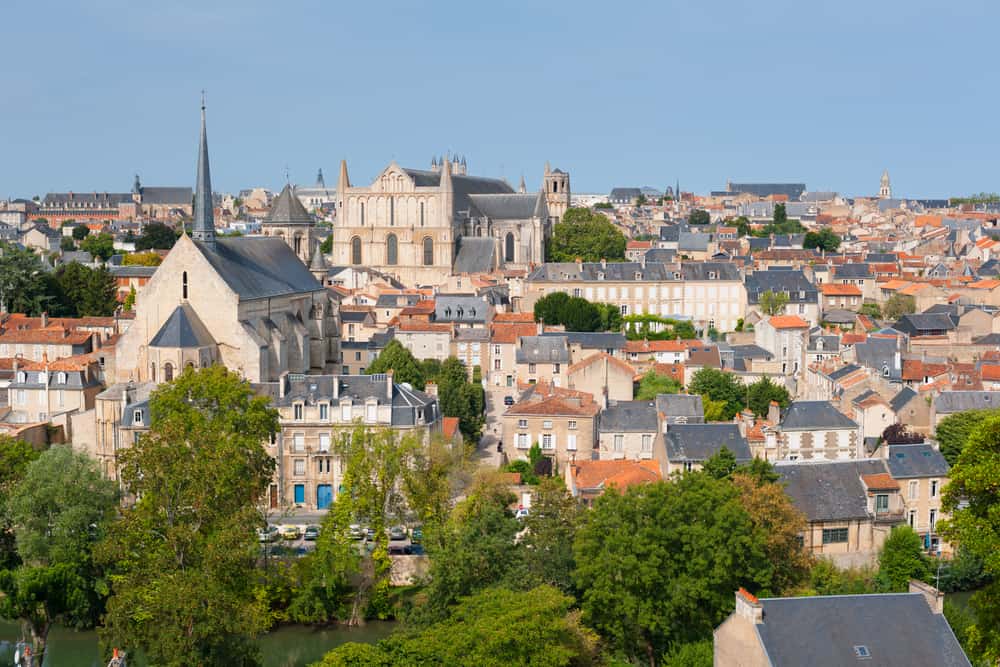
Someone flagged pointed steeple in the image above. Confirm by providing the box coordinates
[440,153,453,190]
[337,159,350,192]
[192,95,216,248]
[519,174,526,194]
[316,168,325,187]
[544,161,551,175]
[309,242,328,272]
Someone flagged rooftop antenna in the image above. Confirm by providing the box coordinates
[284,165,290,186]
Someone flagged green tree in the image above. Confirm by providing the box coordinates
[759,289,789,316]
[884,293,916,320]
[803,228,841,252]
[0,437,40,571]
[134,221,178,251]
[59,237,76,252]
[596,302,624,332]
[0,447,118,665]
[519,478,581,595]
[702,397,729,422]
[319,586,600,667]
[574,475,772,663]
[0,243,51,315]
[687,209,710,225]
[547,208,626,262]
[934,409,998,465]
[730,216,751,237]
[623,314,697,341]
[636,193,648,207]
[860,302,882,319]
[71,225,90,241]
[79,232,115,261]
[636,370,683,400]
[876,526,929,592]
[51,263,118,317]
[365,340,425,389]
[437,357,484,443]
[122,284,137,312]
[533,292,604,332]
[688,368,746,421]
[702,447,738,479]
[99,366,278,666]
[773,203,787,225]
[941,415,1000,662]
[320,235,333,254]
[663,640,713,667]
[122,251,162,266]
[746,377,790,418]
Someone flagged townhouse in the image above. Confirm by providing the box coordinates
[503,383,600,468]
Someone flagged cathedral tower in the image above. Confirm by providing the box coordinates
[879,169,892,199]
[263,184,317,265]
[543,162,570,221]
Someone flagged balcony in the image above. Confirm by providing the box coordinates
[874,509,905,524]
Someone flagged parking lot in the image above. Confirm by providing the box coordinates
[258,523,421,558]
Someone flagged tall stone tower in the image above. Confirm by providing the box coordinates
[879,169,892,199]
[262,184,317,265]
[543,161,570,221]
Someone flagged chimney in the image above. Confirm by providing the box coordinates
[278,371,289,398]
[424,381,437,398]
[909,580,944,615]
[332,376,340,399]
[768,400,781,425]
[600,258,607,270]
[40,312,48,328]
[537,319,544,336]
[575,257,582,271]
[735,588,763,624]
[386,369,394,395]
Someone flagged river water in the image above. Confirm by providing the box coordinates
[0,620,396,667]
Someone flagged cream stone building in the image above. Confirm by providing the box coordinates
[331,157,569,286]
[113,104,339,385]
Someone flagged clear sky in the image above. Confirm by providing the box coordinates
[4,0,997,199]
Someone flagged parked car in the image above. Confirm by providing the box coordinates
[514,507,529,520]
[388,544,412,556]
[303,525,320,541]
[279,525,302,540]
[388,525,407,541]
[257,526,279,543]
[410,527,423,545]
[348,524,364,540]
[503,395,515,406]
[364,527,376,541]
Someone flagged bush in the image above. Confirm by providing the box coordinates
[505,460,539,485]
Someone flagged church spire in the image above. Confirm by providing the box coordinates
[192,94,216,248]
[519,174,526,194]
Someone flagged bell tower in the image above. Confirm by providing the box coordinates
[543,162,570,222]
[879,169,892,199]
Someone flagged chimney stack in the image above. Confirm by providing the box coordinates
[41,312,48,328]
[735,588,763,624]
[768,400,781,425]
[386,369,394,396]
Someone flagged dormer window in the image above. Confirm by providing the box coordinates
[57,372,66,384]
[365,401,377,423]
[16,371,25,383]
[340,400,352,422]
[293,403,304,421]
[882,365,890,377]
[133,409,143,423]
[708,271,716,280]
[635,272,642,280]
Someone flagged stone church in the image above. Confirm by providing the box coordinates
[330,156,570,286]
[114,104,339,385]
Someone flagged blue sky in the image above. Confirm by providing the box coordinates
[3,0,996,199]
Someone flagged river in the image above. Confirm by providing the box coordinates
[0,621,396,667]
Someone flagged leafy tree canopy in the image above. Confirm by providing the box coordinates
[71,225,90,241]
[79,232,115,261]
[50,263,118,317]
[934,409,999,465]
[746,377,790,418]
[688,368,746,421]
[134,221,178,251]
[623,314,696,341]
[687,209,710,225]
[876,526,929,592]
[122,251,162,266]
[803,228,841,252]
[884,294,916,321]
[547,208,626,262]
[366,340,425,389]
[759,290,789,316]
[635,369,682,400]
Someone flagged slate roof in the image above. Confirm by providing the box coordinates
[655,394,704,420]
[194,237,322,300]
[934,391,1000,414]
[887,444,949,479]
[375,294,421,308]
[598,400,659,432]
[643,248,677,263]
[452,237,496,275]
[834,263,872,279]
[780,400,858,430]
[435,295,488,323]
[822,309,857,325]
[753,593,971,667]
[267,184,314,224]
[889,386,917,413]
[610,187,642,200]
[516,335,570,364]
[776,459,888,522]
[467,193,542,220]
[729,344,773,360]
[894,313,956,335]
[664,423,751,462]
[658,225,681,242]
[526,261,740,283]
[745,269,817,304]
[827,364,862,381]
[808,334,841,352]
[139,186,192,205]
[148,304,215,349]
[541,331,626,350]
[854,337,901,381]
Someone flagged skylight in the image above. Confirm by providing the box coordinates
[854,645,871,660]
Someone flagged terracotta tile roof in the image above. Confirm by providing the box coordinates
[494,312,535,323]
[914,214,942,227]
[880,279,909,291]
[571,459,662,492]
[862,473,900,491]
[0,327,92,345]
[624,339,688,354]
[2,313,116,329]
[396,322,453,333]
[899,283,931,296]
[767,315,810,329]
[491,323,540,344]
[506,394,599,417]
[627,240,652,250]
[870,263,899,274]
[746,418,772,441]
[568,352,636,376]
[980,364,1000,381]
[17,353,97,372]
[969,279,1000,290]
[820,284,863,296]
[442,416,460,439]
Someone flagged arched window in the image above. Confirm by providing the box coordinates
[150,363,156,382]
[505,233,515,262]
[294,235,302,256]
[351,236,362,265]
[182,271,188,300]
[552,181,558,193]
[164,363,173,383]
[386,234,398,265]
[422,237,434,266]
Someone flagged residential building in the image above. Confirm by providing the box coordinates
[564,459,661,505]
[766,400,862,461]
[754,315,808,376]
[932,391,1000,425]
[596,400,659,462]
[503,384,599,468]
[566,353,636,402]
[663,423,751,475]
[886,443,951,554]
[745,269,819,326]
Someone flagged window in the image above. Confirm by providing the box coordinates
[494,345,501,356]
[182,271,188,300]
[57,372,66,384]
[614,434,623,452]
[419,201,424,226]
[568,420,577,430]
[620,304,629,316]
[528,363,536,374]
[930,480,938,497]
[908,480,918,499]
[293,433,304,452]
[319,403,329,421]
[386,233,398,265]
[293,403,304,421]
[319,433,330,452]
[875,494,889,513]
[365,403,377,423]
[341,403,352,422]
[293,459,305,476]
[517,433,529,449]
[518,419,528,428]
[573,288,581,297]
[822,528,849,544]
[133,409,143,423]
[929,509,937,531]
[355,351,362,361]
[16,371,25,383]
[359,202,365,226]
[164,363,173,382]
[854,645,871,660]
[389,197,394,226]
[422,237,434,265]
[542,420,553,429]
[494,359,501,370]
[542,433,553,449]
[567,434,577,450]
[505,233,515,262]
[641,434,652,452]
[553,363,560,375]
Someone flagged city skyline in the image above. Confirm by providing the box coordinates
[4,0,997,199]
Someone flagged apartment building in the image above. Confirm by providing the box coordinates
[886,443,951,554]
[503,384,599,468]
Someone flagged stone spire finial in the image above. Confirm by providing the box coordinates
[519,174,526,194]
[337,159,350,192]
[440,153,453,191]
[191,94,216,248]
[544,161,551,174]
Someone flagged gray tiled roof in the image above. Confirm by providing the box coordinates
[854,337,901,381]
[452,237,496,275]
[655,394,704,419]
[933,391,1000,414]
[194,237,322,300]
[375,294,421,308]
[887,444,949,479]
[745,269,817,304]
[139,186,192,205]
[540,331,626,350]
[889,387,917,414]
[780,400,857,431]
[267,184,314,224]
[808,334,841,352]
[834,263,872,279]
[435,295,488,323]
[729,344,773,360]
[895,313,956,334]
[776,459,887,522]
[822,309,856,325]
[827,364,861,381]
[468,193,540,220]
[598,400,658,432]
[149,304,215,348]
[643,248,677,263]
[664,423,751,462]
[526,261,740,283]
[516,335,570,364]
[754,593,971,667]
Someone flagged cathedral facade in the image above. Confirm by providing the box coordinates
[114,104,339,385]
[330,157,569,286]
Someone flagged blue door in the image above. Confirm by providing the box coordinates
[293,484,305,504]
[317,484,333,510]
